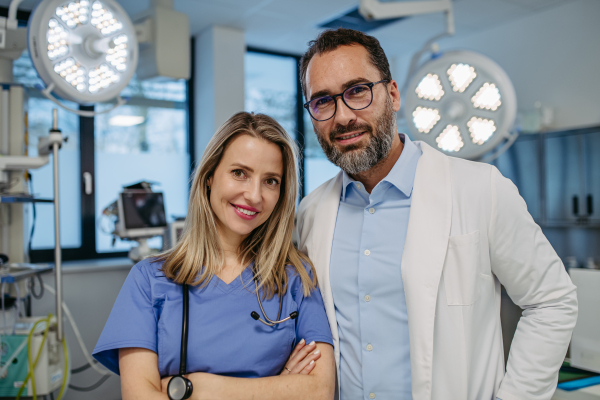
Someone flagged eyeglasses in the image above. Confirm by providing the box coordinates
[304,79,390,122]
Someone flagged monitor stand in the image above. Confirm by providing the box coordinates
[128,238,160,263]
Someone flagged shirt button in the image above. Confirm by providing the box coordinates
[364,295,371,302]
[368,207,375,214]
[364,249,371,256]
[366,344,373,351]
[369,393,376,399]
[356,183,362,189]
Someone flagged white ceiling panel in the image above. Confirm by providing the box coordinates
[0,0,577,58]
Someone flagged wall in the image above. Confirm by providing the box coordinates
[194,26,245,161]
[393,0,600,131]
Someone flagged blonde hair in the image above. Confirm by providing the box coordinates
[158,112,316,299]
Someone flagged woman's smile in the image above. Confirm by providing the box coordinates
[231,203,260,220]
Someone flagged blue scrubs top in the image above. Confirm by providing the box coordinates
[93,258,333,378]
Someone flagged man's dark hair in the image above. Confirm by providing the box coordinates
[299,28,392,99]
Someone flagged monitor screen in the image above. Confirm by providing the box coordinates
[120,191,167,230]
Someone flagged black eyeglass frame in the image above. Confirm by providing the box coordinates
[303,79,390,122]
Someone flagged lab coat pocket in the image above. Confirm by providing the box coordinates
[443,230,480,306]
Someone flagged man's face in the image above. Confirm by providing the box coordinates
[305,44,401,175]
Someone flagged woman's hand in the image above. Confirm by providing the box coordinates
[280,339,322,375]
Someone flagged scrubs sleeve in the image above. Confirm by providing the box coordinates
[92,260,159,375]
[291,264,334,346]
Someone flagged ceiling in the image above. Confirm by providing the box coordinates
[1,0,574,57]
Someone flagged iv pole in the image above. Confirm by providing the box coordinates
[39,109,66,341]
[51,110,64,341]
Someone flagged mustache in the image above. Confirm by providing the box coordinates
[329,122,373,142]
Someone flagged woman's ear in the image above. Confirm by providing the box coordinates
[207,175,213,188]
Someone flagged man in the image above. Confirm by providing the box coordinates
[295,28,577,400]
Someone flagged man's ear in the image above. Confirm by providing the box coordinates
[389,79,401,112]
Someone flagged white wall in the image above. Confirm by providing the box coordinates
[194,26,245,161]
[394,0,600,131]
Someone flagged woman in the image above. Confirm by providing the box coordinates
[93,112,335,400]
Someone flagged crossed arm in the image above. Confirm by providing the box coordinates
[119,341,335,400]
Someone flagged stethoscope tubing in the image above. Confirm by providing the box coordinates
[179,284,189,375]
[251,271,298,326]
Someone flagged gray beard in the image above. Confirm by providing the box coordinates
[316,96,396,175]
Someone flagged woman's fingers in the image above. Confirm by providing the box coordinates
[298,350,321,375]
[280,339,306,375]
[281,339,316,375]
[293,348,321,374]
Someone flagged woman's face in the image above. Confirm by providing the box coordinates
[208,134,284,246]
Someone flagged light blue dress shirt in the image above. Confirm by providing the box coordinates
[330,134,421,400]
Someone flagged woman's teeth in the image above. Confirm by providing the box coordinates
[235,206,257,216]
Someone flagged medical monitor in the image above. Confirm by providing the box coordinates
[116,191,167,239]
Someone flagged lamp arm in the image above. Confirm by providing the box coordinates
[478,130,521,163]
[359,0,454,34]
[39,83,129,117]
[399,31,452,105]
[7,0,25,29]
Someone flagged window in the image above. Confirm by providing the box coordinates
[245,52,297,139]
[13,47,192,262]
[303,109,340,194]
[244,48,339,198]
[94,79,190,253]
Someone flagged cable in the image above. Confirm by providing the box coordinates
[28,174,37,258]
[71,362,93,374]
[43,284,111,376]
[69,374,111,392]
[16,315,52,400]
[29,274,44,300]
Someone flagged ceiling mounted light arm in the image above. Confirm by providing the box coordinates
[39,82,128,117]
[359,0,454,35]
[7,0,25,29]
[358,0,455,98]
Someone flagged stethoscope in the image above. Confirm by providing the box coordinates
[167,272,299,400]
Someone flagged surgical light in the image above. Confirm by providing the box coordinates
[436,125,464,152]
[28,0,138,104]
[412,106,440,134]
[447,63,476,93]
[415,73,444,101]
[471,82,502,111]
[404,50,516,160]
[468,117,496,145]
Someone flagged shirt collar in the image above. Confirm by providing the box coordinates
[340,133,422,200]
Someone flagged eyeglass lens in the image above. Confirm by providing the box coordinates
[308,84,373,121]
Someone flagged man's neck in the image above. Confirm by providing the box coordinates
[349,133,404,193]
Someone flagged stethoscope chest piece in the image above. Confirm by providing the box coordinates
[169,283,193,400]
[167,375,193,400]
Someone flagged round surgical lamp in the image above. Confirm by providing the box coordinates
[27,0,138,109]
[404,50,517,160]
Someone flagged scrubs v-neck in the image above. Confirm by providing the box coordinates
[93,258,333,378]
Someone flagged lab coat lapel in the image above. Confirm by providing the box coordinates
[401,142,452,400]
[310,172,343,351]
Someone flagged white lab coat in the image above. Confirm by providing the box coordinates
[296,141,578,400]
